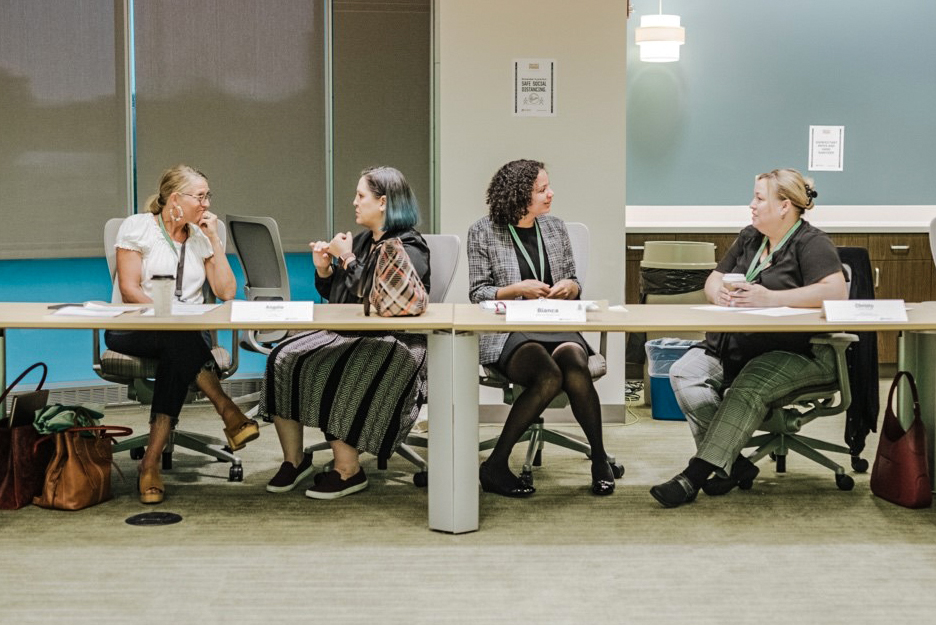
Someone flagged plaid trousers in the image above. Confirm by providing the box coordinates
[669,344,836,475]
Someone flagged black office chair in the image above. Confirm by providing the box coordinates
[93,218,244,481]
[476,222,624,487]
[743,255,872,490]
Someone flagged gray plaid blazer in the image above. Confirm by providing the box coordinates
[467,214,582,365]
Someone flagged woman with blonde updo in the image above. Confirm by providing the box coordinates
[106,164,259,504]
[650,168,848,508]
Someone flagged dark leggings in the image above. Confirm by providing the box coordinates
[104,330,215,426]
[487,341,607,469]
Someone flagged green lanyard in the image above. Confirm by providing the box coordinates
[508,220,545,283]
[744,219,802,282]
[155,215,187,298]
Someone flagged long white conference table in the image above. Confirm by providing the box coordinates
[3,301,936,534]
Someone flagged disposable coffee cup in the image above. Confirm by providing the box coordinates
[722,273,747,291]
[151,275,175,316]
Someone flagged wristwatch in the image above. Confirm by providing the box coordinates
[339,251,356,269]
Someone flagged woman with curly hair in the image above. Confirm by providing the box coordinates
[467,159,616,498]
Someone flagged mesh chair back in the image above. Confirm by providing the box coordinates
[226,215,290,302]
[424,233,460,303]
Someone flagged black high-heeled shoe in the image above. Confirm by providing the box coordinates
[479,461,535,498]
[702,457,759,496]
[591,460,615,496]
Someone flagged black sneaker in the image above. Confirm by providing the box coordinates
[305,468,368,500]
[266,454,315,493]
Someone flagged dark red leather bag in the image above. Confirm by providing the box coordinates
[870,371,932,509]
[0,363,52,510]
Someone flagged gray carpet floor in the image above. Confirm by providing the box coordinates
[2,381,936,624]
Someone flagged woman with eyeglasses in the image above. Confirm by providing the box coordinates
[106,164,259,504]
[467,159,616,498]
[259,166,430,500]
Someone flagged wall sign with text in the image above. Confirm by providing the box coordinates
[513,58,556,117]
[808,125,845,171]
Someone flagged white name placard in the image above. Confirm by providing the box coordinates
[505,299,587,323]
[823,299,907,322]
[231,301,314,323]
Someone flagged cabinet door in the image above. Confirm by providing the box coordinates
[874,259,933,362]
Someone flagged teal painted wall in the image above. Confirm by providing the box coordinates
[626,0,936,205]
[0,254,322,384]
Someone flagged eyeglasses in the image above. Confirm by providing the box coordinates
[179,191,212,204]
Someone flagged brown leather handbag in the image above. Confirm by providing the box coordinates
[32,425,132,511]
[869,371,932,509]
[0,363,52,510]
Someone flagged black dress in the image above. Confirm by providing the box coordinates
[495,223,592,371]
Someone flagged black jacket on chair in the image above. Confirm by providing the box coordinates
[837,246,880,455]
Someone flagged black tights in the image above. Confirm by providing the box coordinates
[487,342,608,471]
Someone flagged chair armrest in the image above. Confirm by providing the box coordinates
[809,332,858,412]
[240,329,275,355]
[225,329,240,377]
[92,328,103,371]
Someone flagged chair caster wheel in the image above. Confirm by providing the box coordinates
[835,474,855,490]
[130,447,145,460]
[520,470,534,488]
[775,455,786,473]
[413,471,428,487]
[162,451,172,470]
[851,456,869,473]
[610,463,625,479]
[229,465,244,482]
[835,473,854,491]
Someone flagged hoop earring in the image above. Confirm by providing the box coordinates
[172,205,183,222]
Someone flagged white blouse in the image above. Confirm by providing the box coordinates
[113,213,215,304]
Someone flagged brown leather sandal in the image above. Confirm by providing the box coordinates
[223,418,260,451]
[139,466,165,505]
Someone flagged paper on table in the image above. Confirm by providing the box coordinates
[141,303,221,316]
[230,301,314,322]
[691,305,766,313]
[736,307,820,317]
[50,302,143,317]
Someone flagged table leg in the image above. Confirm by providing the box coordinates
[427,330,479,533]
[898,330,936,490]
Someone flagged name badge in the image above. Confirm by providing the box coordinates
[822,299,907,322]
[505,299,587,323]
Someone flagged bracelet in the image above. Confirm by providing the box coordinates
[339,251,356,269]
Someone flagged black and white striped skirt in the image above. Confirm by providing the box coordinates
[259,330,428,457]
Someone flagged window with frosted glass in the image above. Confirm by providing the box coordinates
[332,0,431,234]
[0,0,128,259]
[133,0,327,251]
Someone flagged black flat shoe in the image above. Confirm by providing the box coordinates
[702,458,760,497]
[591,460,616,496]
[479,461,535,498]
[650,474,698,508]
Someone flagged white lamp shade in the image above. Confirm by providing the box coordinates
[636,14,685,63]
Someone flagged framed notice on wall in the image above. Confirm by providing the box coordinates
[808,125,845,171]
[513,59,556,117]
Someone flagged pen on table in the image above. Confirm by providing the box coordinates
[47,303,83,310]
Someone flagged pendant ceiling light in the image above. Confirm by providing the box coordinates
[635,0,685,63]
